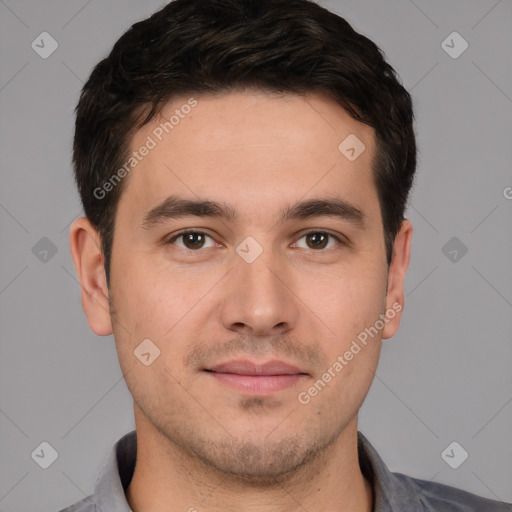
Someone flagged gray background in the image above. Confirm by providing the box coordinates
[0,0,511,510]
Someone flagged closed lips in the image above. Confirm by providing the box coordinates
[205,359,307,376]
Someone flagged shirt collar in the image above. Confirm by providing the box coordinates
[93,430,137,512]
[357,431,422,510]
[91,429,419,512]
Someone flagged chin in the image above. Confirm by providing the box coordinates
[181,429,337,485]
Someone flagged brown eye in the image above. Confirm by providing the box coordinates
[168,231,215,250]
[305,232,329,249]
[293,231,343,251]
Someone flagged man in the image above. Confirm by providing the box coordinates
[63,0,511,510]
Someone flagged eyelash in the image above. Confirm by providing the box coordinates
[165,229,346,252]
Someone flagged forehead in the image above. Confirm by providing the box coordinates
[117,90,379,226]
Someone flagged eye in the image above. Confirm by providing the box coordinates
[166,229,345,252]
[167,230,217,250]
[292,231,343,250]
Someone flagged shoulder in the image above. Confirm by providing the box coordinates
[57,495,96,512]
[394,472,512,511]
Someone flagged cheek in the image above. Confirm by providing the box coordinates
[111,271,211,386]
[296,342,380,430]
[313,269,387,347]
[111,249,191,331]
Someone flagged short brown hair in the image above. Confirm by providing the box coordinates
[72,0,417,287]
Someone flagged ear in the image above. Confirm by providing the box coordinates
[69,216,113,336]
[382,218,413,340]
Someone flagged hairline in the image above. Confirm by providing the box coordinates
[101,87,393,287]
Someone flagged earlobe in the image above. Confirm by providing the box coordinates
[382,218,413,340]
[69,217,113,336]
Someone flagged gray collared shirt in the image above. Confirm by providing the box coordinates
[58,430,511,511]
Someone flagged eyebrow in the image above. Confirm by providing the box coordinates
[140,194,366,230]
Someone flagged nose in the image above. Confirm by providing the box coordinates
[220,246,300,337]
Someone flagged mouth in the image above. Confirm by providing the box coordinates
[203,359,309,395]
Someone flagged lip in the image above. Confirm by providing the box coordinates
[208,359,304,375]
[204,359,308,395]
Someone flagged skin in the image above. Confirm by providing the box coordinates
[70,89,412,512]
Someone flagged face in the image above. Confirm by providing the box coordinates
[71,89,412,483]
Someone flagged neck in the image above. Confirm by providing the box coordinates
[126,414,373,512]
